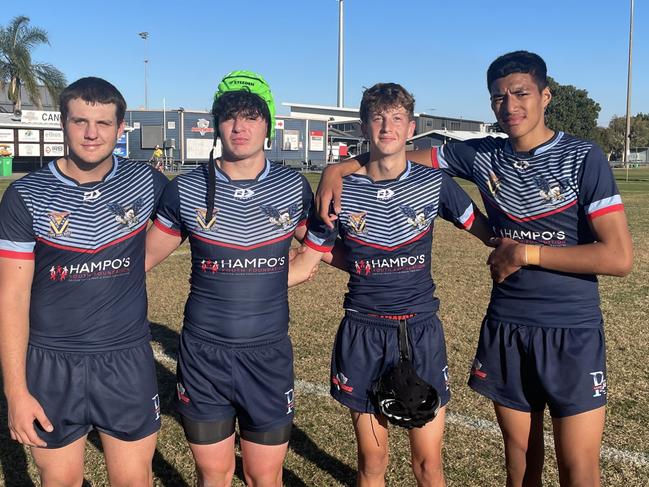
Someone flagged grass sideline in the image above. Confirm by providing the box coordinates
[0,168,646,485]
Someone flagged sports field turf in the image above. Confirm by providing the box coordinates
[0,168,647,485]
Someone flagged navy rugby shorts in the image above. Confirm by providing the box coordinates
[468,318,607,417]
[176,329,295,433]
[330,311,451,414]
[27,342,161,449]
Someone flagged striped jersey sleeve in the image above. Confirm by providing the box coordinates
[304,216,338,252]
[577,145,624,220]
[0,184,36,259]
[437,172,476,230]
[154,177,184,237]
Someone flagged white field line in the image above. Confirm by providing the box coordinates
[151,345,649,469]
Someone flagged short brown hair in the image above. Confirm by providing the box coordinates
[359,83,415,123]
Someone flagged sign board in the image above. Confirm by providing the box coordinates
[44,144,65,157]
[43,130,64,143]
[190,119,214,136]
[309,130,324,151]
[186,138,220,160]
[21,110,61,126]
[282,130,299,151]
[0,129,14,142]
[0,144,15,157]
[19,144,41,156]
[18,129,40,142]
[168,121,176,129]
[275,119,285,130]
[113,133,128,157]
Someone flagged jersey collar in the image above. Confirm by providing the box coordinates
[504,131,564,157]
[48,155,119,187]
[213,158,271,184]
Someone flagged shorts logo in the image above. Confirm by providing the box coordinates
[152,394,161,420]
[200,259,219,273]
[332,372,354,393]
[259,203,300,230]
[106,198,143,230]
[196,208,217,231]
[442,365,450,391]
[470,358,487,379]
[347,211,367,234]
[83,189,102,201]
[49,265,69,281]
[285,389,295,414]
[376,189,395,201]
[400,204,435,230]
[353,260,371,276]
[590,371,607,397]
[234,188,255,200]
[533,176,570,204]
[177,382,190,404]
[48,211,71,237]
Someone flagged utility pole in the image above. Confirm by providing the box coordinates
[138,31,150,110]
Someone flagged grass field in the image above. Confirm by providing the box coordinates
[0,168,647,486]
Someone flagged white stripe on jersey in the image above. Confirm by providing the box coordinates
[587,194,623,215]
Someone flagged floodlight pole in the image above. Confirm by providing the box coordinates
[624,0,634,182]
[337,0,344,108]
[139,31,150,110]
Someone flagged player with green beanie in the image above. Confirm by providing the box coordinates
[145,70,314,487]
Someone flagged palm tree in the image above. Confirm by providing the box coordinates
[0,16,67,114]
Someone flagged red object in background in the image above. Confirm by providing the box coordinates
[339,145,348,156]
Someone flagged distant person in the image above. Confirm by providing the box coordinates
[317,51,633,487]
[0,77,168,486]
[145,70,313,487]
[151,144,164,171]
[290,82,493,486]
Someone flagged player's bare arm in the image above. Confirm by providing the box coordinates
[488,210,633,283]
[466,208,495,246]
[145,224,183,272]
[0,257,53,447]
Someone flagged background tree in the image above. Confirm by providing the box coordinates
[603,115,649,160]
[545,76,600,141]
[0,15,66,113]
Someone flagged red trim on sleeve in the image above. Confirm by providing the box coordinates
[588,203,624,220]
[460,212,475,230]
[0,250,35,260]
[304,237,333,253]
[154,219,181,236]
[431,147,440,169]
[297,218,307,228]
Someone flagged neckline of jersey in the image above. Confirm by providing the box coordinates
[48,155,119,187]
[212,158,271,184]
[348,160,412,185]
[505,131,563,158]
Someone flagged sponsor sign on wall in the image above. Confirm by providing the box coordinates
[309,130,324,151]
[21,110,61,126]
[282,130,300,151]
[18,129,40,142]
[43,130,64,143]
[186,138,220,160]
[0,144,15,157]
[19,144,41,156]
[0,129,14,142]
[44,144,65,157]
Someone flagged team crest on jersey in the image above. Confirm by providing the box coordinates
[48,211,71,237]
[49,265,69,281]
[106,198,143,229]
[400,204,435,230]
[259,203,300,230]
[195,208,218,231]
[533,176,570,204]
[353,260,371,276]
[347,211,367,234]
[486,170,501,197]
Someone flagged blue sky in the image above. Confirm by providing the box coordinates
[7,1,647,126]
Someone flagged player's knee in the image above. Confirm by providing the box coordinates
[107,464,153,487]
[357,447,389,478]
[195,461,235,487]
[411,454,444,486]
[242,465,283,487]
[37,465,84,487]
[557,456,600,487]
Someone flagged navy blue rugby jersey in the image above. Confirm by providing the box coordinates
[305,161,475,316]
[432,132,623,327]
[154,160,313,343]
[0,157,169,351]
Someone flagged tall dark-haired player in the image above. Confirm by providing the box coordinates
[145,70,313,487]
[292,82,492,487]
[0,77,168,486]
[316,51,633,487]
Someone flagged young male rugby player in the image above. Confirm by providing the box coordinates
[317,52,633,487]
[0,77,168,486]
[145,70,313,487]
[292,82,492,486]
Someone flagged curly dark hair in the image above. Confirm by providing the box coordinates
[211,91,270,138]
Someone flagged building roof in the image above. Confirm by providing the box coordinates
[409,129,507,142]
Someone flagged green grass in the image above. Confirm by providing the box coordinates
[0,170,647,486]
